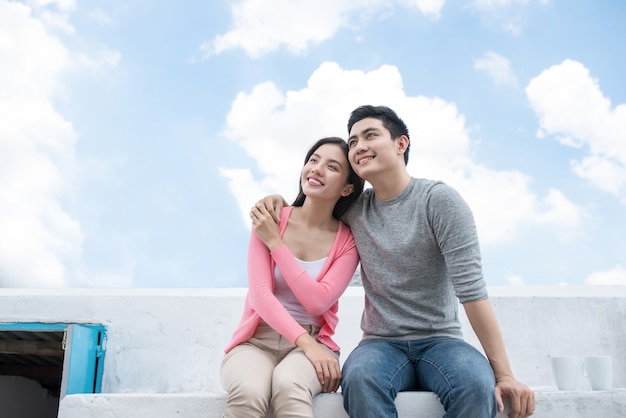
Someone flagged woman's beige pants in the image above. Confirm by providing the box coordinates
[220,323,337,418]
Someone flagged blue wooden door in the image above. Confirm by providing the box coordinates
[60,324,107,396]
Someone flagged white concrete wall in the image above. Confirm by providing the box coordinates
[0,286,624,395]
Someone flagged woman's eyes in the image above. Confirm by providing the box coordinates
[306,160,339,171]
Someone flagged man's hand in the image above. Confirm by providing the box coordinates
[250,204,282,251]
[495,375,535,418]
[251,194,287,224]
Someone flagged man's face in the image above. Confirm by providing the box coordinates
[347,117,397,180]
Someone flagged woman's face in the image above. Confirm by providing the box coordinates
[301,143,354,201]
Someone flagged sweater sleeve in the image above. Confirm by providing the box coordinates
[270,223,359,315]
[246,228,307,345]
[427,183,488,303]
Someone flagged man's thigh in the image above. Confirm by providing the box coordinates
[342,340,417,392]
[413,337,495,394]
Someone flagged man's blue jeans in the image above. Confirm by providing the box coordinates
[341,337,497,418]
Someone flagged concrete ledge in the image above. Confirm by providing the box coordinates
[3,287,624,417]
[58,389,626,418]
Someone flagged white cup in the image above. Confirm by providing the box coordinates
[583,356,612,390]
[550,356,580,390]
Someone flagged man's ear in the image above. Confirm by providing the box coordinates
[397,135,410,155]
[341,184,355,197]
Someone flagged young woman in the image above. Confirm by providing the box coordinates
[220,137,364,418]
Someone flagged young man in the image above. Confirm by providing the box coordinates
[256,105,535,418]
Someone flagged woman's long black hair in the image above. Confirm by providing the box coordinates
[291,137,364,219]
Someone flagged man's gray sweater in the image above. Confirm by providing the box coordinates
[343,177,488,342]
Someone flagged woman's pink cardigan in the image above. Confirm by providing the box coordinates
[224,206,359,353]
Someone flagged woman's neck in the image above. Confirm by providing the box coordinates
[293,200,337,231]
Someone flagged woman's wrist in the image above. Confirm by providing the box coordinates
[295,332,316,349]
[267,239,284,252]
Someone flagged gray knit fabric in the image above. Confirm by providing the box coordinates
[343,177,488,342]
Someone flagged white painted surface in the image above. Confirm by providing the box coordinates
[0,286,625,417]
[57,392,447,418]
[57,390,626,418]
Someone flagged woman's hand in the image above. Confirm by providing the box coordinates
[296,333,341,393]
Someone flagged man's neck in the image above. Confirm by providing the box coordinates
[369,169,412,201]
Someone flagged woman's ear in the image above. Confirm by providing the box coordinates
[341,184,355,197]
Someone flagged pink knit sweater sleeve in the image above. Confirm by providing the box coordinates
[270,222,359,315]
[246,211,307,345]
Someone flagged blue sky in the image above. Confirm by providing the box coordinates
[1,0,625,288]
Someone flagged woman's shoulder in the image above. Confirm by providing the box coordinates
[279,206,295,224]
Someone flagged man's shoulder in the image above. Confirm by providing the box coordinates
[413,179,473,218]
[352,187,374,206]
[413,177,444,189]
[342,188,371,223]
[412,178,458,197]
[406,177,450,200]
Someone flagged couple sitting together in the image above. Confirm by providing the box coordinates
[220,105,535,418]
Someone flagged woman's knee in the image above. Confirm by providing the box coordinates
[222,380,271,418]
[229,377,270,401]
[271,371,316,416]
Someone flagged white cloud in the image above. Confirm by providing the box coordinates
[28,0,76,12]
[526,59,626,198]
[585,265,626,285]
[220,61,585,243]
[474,51,518,87]
[0,1,82,287]
[398,0,446,18]
[201,0,445,58]
[38,9,75,33]
[202,0,347,58]
[535,188,587,239]
[27,0,76,34]
[219,168,272,225]
[77,48,122,71]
